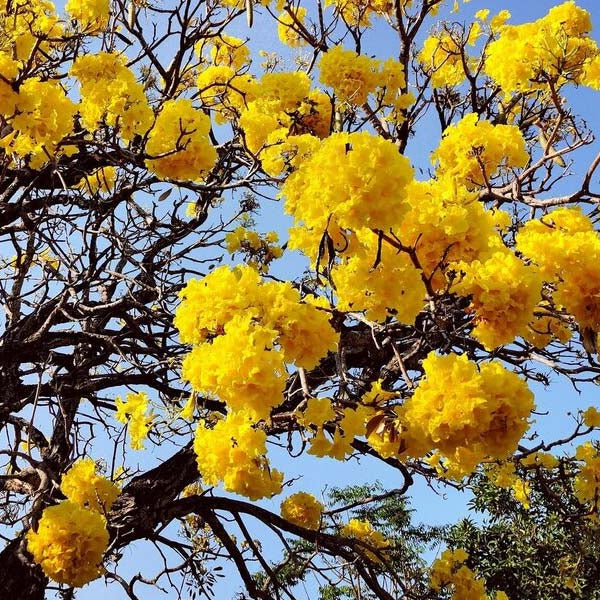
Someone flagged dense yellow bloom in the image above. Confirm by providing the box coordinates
[341,518,389,562]
[430,548,491,600]
[115,391,154,450]
[453,251,543,349]
[71,53,154,143]
[194,410,283,500]
[517,208,600,335]
[432,114,528,189]
[319,46,381,105]
[278,7,308,48]
[419,30,474,88]
[1,79,76,169]
[0,52,19,115]
[60,458,120,513]
[145,99,217,182]
[486,2,599,93]
[401,353,534,476]
[65,0,110,31]
[398,177,505,289]
[583,407,600,428]
[197,66,258,123]
[574,442,600,511]
[177,265,337,417]
[331,228,426,323]
[284,132,413,260]
[0,0,63,63]
[205,35,250,71]
[27,501,109,587]
[280,492,324,530]
[182,314,286,420]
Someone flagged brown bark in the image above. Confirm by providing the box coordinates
[0,537,47,600]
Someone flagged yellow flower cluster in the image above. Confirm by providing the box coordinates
[225,227,283,271]
[203,35,250,71]
[431,114,529,189]
[319,46,408,109]
[145,99,217,182]
[319,45,381,105]
[71,52,154,143]
[0,0,63,64]
[341,518,389,563]
[194,410,283,500]
[524,306,572,349]
[419,29,477,89]
[115,391,154,450]
[574,442,600,511]
[452,251,543,349]
[27,502,109,587]
[430,549,507,600]
[299,399,374,460]
[177,265,337,419]
[65,0,110,32]
[283,131,413,259]
[77,167,117,196]
[324,0,393,27]
[1,79,77,169]
[278,7,308,48]
[197,65,257,124]
[60,458,120,514]
[398,353,534,477]
[583,406,600,428]
[398,177,506,289]
[332,228,426,323]
[517,208,600,340]
[485,462,531,509]
[486,2,599,93]
[238,71,331,176]
[280,492,324,530]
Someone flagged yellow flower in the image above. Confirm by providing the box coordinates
[194,410,283,500]
[115,391,154,450]
[60,458,120,513]
[280,492,324,530]
[27,501,109,587]
[341,518,389,562]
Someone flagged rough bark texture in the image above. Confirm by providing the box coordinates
[0,537,48,600]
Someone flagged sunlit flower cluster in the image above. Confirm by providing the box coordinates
[486,2,599,93]
[115,391,154,450]
[71,52,154,143]
[452,251,543,349]
[517,208,600,340]
[573,442,600,512]
[283,131,413,259]
[430,548,507,600]
[177,265,337,419]
[1,79,77,169]
[341,518,390,562]
[194,410,284,500]
[145,99,217,182]
[397,353,534,477]
[280,492,324,530]
[27,501,109,587]
[431,113,529,189]
[65,0,110,32]
[60,458,120,514]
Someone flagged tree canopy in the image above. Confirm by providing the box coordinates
[2,0,600,599]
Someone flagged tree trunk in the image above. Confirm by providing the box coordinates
[0,537,47,600]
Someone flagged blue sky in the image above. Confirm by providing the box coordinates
[36,0,600,598]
